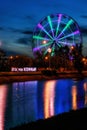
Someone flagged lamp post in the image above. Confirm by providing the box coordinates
[47,48,52,70]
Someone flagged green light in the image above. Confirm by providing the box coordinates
[57,43,62,47]
[51,47,55,56]
[33,35,49,40]
[40,41,52,48]
[58,19,73,38]
[47,16,54,36]
[44,49,48,56]
[56,25,59,37]
[38,23,53,40]
[58,30,79,41]
[62,19,73,33]
[34,41,52,50]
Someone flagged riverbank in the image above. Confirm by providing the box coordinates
[0,71,87,84]
[10,107,87,130]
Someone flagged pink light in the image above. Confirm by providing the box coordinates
[43,80,56,118]
[0,85,8,130]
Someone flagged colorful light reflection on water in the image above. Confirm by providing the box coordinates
[0,85,8,130]
[0,78,87,130]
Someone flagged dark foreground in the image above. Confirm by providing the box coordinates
[10,108,87,130]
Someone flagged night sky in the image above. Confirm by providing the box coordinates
[0,0,87,57]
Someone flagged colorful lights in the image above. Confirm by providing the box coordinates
[33,13,82,57]
[11,67,37,72]
[47,48,52,53]
[56,14,62,36]
[33,41,52,52]
[58,30,80,41]
[57,19,73,39]
[71,85,77,110]
[43,80,56,118]
[33,35,50,41]
[0,85,8,130]
[84,82,87,106]
[42,40,47,44]
[47,16,54,37]
[38,23,53,40]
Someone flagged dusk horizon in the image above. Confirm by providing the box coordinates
[0,0,87,57]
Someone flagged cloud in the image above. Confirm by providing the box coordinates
[7,27,33,35]
[8,27,22,33]
[16,38,29,44]
[0,27,4,31]
[22,30,33,35]
[25,15,34,19]
[80,15,87,19]
[0,26,22,33]
[0,26,33,37]
[16,37,32,45]
[80,26,87,36]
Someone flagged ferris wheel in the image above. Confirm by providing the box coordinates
[32,13,82,57]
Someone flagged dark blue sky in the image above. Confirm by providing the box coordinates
[0,0,87,57]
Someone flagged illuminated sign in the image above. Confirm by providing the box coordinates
[11,67,37,72]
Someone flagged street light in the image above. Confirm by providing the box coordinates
[47,48,52,70]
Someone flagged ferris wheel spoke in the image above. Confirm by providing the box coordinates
[58,30,80,40]
[33,35,50,41]
[51,47,55,56]
[57,19,73,39]
[33,13,82,58]
[43,49,48,56]
[47,16,54,37]
[56,14,62,37]
[58,41,73,46]
[37,23,54,40]
[56,42,62,47]
[33,41,52,52]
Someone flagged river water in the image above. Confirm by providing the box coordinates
[0,77,87,130]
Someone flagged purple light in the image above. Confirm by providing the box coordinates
[73,30,80,35]
[37,23,53,40]
[38,23,43,29]
[58,14,62,23]
[58,30,80,41]
[56,14,62,36]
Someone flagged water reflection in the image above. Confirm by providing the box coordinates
[11,81,38,127]
[54,79,73,114]
[0,78,87,129]
[43,80,56,118]
[0,84,8,130]
[72,85,77,110]
[84,81,87,107]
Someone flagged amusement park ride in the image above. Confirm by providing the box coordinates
[32,13,82,75]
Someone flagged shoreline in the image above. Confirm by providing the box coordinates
[0,71,87,84]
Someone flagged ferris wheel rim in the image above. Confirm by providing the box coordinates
[32,13,82,57]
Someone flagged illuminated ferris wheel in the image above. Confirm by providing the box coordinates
[32,13,82,57]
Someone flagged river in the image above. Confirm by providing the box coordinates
[0,77,87,130]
